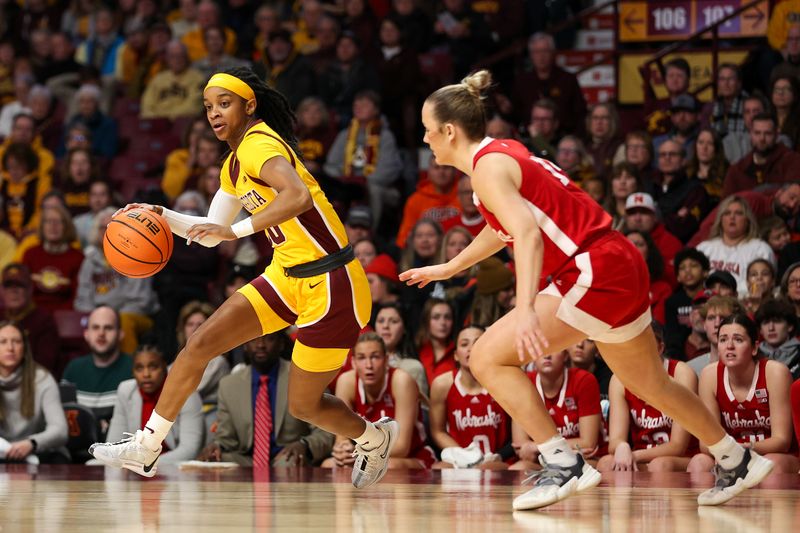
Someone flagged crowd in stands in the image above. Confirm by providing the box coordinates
[2,0,800,477]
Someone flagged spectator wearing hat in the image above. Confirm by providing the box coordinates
[684,289,714,362]
[192,25,250,81]
[1,263,62,379]
[440,175,486,238]
[687,295,744,376]
[756,298,800,380]
[664,248,710,360]
[365,254,400,309]
[697,195,775,298]
[395,159,460,247]
[653,139,711,243]
[469,257,514,328]
[653,94,701,160]
[722,113,800,198]
[252,29,314,110]
[705,270,738,297]
[624,192,682,286]
[324,90,403,232]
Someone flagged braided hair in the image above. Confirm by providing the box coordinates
[222,66,302,157]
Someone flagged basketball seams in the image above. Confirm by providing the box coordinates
[108,218,164,262]
[104,233,161,278]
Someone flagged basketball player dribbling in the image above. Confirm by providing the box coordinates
[89,68,397,488]
[400,70,773,510]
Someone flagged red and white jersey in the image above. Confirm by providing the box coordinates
[472,138,613,279]
[626,359,678,450]
[354,368,431,460]
[528,367,602,439]
[716,358,771,445]
[445,370,510,454]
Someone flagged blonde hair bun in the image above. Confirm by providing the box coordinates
[461,70,492,99]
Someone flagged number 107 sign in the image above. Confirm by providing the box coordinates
[619,0,767,42]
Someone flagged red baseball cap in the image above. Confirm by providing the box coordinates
[364,254,398,282]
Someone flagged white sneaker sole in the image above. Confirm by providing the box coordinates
[122,459,158,478]
[697,454,774,506]
[513,464,602,511]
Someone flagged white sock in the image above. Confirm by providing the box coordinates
[141,411,173,451]
[353,421,385,450]
[707,434,745,470]
[538,435,577,467]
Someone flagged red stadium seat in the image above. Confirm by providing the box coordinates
[53,310,89,364]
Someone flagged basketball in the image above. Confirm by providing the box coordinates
[103,209,173,278]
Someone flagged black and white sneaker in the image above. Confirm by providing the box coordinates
[351,417,397,489]
[89,430,162,478]
[697,449,773,505]
[513,454,602,511]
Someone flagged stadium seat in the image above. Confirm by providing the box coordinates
[62,402,99,464]
[53,310,89,364]
[58,381,77,403]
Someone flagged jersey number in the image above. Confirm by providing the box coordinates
[267,225,286,246]
[530,155,570,186]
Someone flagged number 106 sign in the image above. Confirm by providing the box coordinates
[619,0,767,42]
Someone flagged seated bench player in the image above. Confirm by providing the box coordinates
[322,332,435,469]
[687,314,799,478]
[597,322,698,472]
[511,348,603,470]
[429,325,511,469]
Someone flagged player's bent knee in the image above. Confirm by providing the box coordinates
[320,457,336,468]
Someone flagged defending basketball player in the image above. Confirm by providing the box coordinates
[400,70,773,510]
[90,67,397,488]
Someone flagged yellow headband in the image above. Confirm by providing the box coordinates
[204,73,255,101]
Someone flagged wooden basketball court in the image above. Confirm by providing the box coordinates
[1,465,798,531]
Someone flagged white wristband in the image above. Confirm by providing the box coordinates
[231,218,255,238]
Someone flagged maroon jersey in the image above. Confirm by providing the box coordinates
[626,359,679,450]
[472,138,612,280]
[716,358,771,445]
[353,368,435,466]
[445,370,510,454]
[528,367,602,439]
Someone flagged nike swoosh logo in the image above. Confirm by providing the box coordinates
[143,458,158,473]
[309,281,323,289]
[144,426,155,434]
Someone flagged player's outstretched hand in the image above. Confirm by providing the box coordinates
[186,223,235,245]
[515,307,549,363]
[399,264,452,288]
[113,203,162,218]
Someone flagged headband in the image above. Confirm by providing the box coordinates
[204,73,255,101]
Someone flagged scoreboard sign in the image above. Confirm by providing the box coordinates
[619,0,768,42]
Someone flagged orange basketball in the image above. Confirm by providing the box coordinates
[103,209,173,278]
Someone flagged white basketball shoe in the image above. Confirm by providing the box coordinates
[513,454,602,511]
[351,417,397,489]
[697,449,773,505]
[89,430,162,478]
